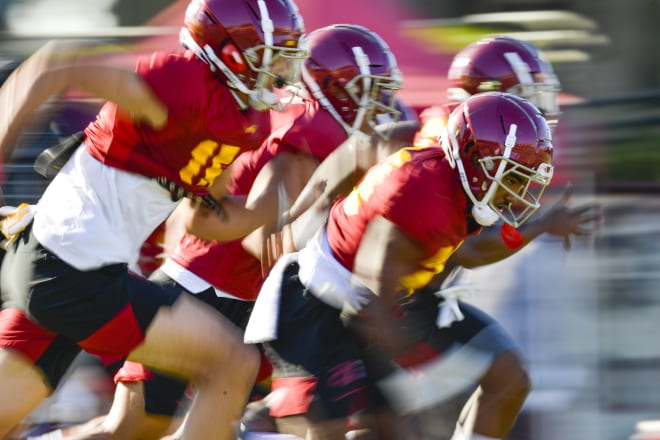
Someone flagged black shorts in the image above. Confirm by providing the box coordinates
[149,268,253,329]
[130,268,254,416]
[357,288,518,381]
[397,288,516,360]
[263,262,376,422]
[0,224,182,390]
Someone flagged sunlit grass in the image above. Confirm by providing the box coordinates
[402,25,506,54]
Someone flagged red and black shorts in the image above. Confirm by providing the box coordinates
[0,224,181,391]
[349,287,518,384]
[262,262,376,423]
[387,289,517,370]
[114,268,255,416]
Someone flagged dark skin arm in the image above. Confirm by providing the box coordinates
[287,121,420,223]
[240,151,319,254]
[419,185,602,292]
[451,185,602,269]
[241,129,378,267]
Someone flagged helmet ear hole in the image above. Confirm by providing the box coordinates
[220,42,247,73]
[469,152,481,170]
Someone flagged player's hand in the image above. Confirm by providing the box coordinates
[0,203,36,243]
[537,185,603,250]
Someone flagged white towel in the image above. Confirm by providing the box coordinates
[244,252,299,343]
[297,229,372,311]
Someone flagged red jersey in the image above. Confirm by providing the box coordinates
[326,146,476,291]
[170,98,348,300]
[84,50,270,195]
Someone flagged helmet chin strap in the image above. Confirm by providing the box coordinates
[249,87,279,111]
[472,123,517,226]
[471,204,499,226]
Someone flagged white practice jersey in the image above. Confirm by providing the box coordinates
[33,144,178,273]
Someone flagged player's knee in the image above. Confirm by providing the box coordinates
[230,341,260,380]
[482,351,531,400]
[171,296,257,380]
[513,363,532,399]
[198,337,259,384]
[503,362,531,403]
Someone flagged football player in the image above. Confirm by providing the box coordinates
[244,92,556,439]
[393,36,597,440]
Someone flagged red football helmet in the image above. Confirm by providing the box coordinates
[180,0,307,110]
[447,36,561,129]
[301,24,403,135]
[442,92,554,227]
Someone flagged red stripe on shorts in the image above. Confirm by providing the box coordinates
[78,303,145,366]
[269,376,318,417]
[0,309,57,363]
[395,341,441,368]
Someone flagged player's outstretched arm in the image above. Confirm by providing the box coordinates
[241,120,421,272]
[0,41,167,162]
[287,121,419,224]
[241,131,378,267]
[452,185,603,268]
